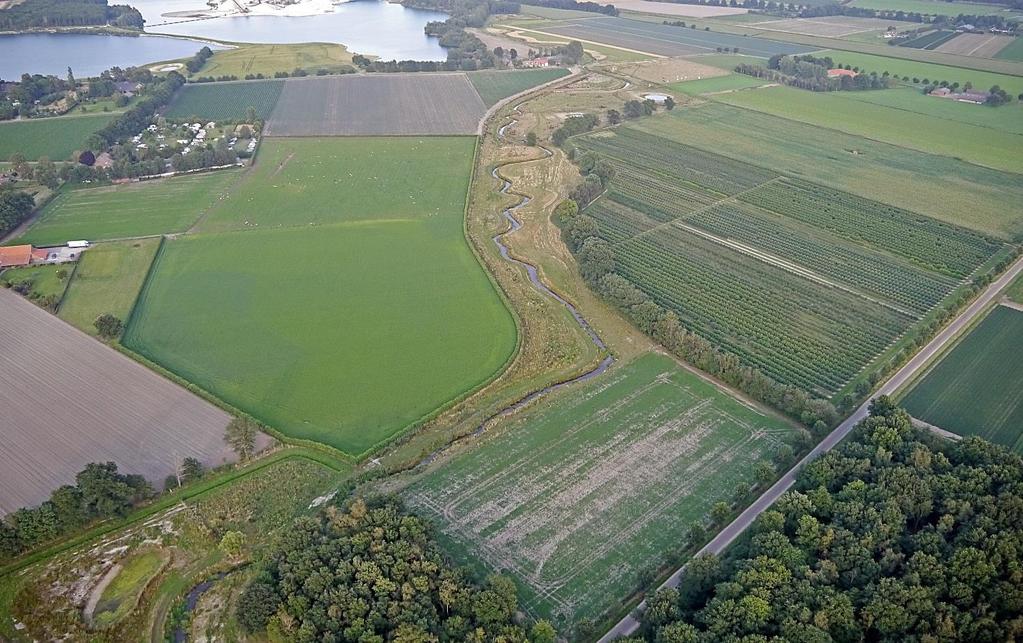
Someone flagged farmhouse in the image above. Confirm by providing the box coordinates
[929,86,990,104]
[523,57,551,68]
[827,68,858,78]
[0,245,32,268]
[0,243,86,268]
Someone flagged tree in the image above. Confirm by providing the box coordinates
[219,530,246,560]
[34,157,58,189]
[78,150,96,166]
[494,46,504,58]
[224,418,258,461]
[530,620,557,643]
[606,108,622,124]
[664,96,675,110]
[710,501,730,525]
[245,106,257,123]
[93,314,123,339]
[509,48,518,59]
[236,583,280,632]
[67,66,75,89]
[55,269,68,282]
[526,131,537,146]
[181,457,204,483]
[755,461,775,486]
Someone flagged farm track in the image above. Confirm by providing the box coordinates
[599,250,1023,642]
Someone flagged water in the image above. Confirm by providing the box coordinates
[0,1,448,80]
[0,33,224,80]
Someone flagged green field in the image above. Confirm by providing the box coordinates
[0,264,68,301]
[195,43,354,78]
[58,238,161,335]
[902,305,1023,452]
[123,137,516,457]
[631,104,1023,240]
[0,113,116,161]
[849,0,1014,15]
[576,126,1001,395]
[164,80,284,121]
[817,49,1023,95]
[833,87,1023,135]
[91,550,166,627]
[996,36,1023,61]
[405,353,795,631]
[467,68,570,106]
[667,73,767,95]
[14,171,242,246]
[714,85,1023,174]
[1005,272,1023,304]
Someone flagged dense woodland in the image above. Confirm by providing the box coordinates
[629,399,1023,642]
[735,54,895,92]
[0,190,35,238]
[0,0,143,31]
[237,496,556,642]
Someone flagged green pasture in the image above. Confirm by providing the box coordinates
[834,87,1023,135]
[668,73,768,94]
[164,80,284,121]
[817,49,1023,95]
[0,264,68,301]
[902,305,1023,453]
[467,68,570,106]
[1005,272,1023,304]
[0,113,116,161]
[198,137,474,232]
[714,85,1023,174]
[14,171,242,247]
[59,238,161,335]
[996,37,1023,61]
[848,0,1013,15]
[124,137,516,457]
[633,104,1023,240]
[405,353,794,631]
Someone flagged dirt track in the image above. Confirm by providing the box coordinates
[0,289,232,515]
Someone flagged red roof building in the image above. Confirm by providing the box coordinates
[827,69,857,78]
[0,245,33,268]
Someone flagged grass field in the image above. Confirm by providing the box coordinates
[714,85,1023,174]
[0,113,116,161]
[0,264,68,301]
[832,87,1023,135]
[575,126,1001,395]
[194,43,354,78]
[467,68,570,106]
[58,238,161,335]
[667,72,768,94]
[996,36,1023,61]
[817,49,1023,95]
[631,105,1023,240]
[124,137,516,457]
[848,0,1014,15]
[405,353,795,631]
[902,305,1023,452]
[14,171,242,246]
[1005,272,1023,304]
[165,80,284,121]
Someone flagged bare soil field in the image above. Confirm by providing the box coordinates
[935,32,1016,57]
[265,74,487,136]
[750,16,899,37]
[0,289,232,515]
[613,0,748,16]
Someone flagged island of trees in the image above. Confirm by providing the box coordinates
[0,0,143,31]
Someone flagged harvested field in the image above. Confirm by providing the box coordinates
[668,72,767,94]
[902,305,1023,453]
[934,32,1017,57]
[612,0,747,16]
[606,57,728,84]
[0,288,232,515]
[848,0,1010,16]
[537,16,816,57]
[749,16,900,37]
[405,353,795,631]
[164,79,284,121]
[265,74,486,136]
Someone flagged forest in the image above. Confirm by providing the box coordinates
[628,398,1023,641]
[0,0,143,31]
[237,495,556,642]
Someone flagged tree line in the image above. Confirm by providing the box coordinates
[0,0,143,31]
[0,190,35,238]
[237,495,557,642]
[629,398,1023,642]
[734,55,894,92]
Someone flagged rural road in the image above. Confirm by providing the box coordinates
[598,252,1023,642]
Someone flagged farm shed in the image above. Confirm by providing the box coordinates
[827,68,858,78]
[0,244,32,268]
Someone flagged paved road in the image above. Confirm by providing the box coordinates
[598,253,1023,642]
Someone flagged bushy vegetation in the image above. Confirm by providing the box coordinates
[734,54,895,92]
[85,72,184,151]
[237,495,554,641]
[0,190,35,237]
[634,399,1023,641]
[0,462,152,560]
[0,0,143,31]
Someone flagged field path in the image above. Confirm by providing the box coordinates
[599,251,1023,641]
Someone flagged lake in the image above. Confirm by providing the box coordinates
[0,0,449,80]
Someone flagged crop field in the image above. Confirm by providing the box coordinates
[668,73,768,94]
[833,88,1023,135]
[714,85,1023,174]
[265,74,486,136]
[996,37,1023,61]
[630,104,1023,240]
[0,113,116,160]
[58,238,161,335]
[194,43,354,78]
[405,353,795,630]
[934,32,1017,57]
[815,49,1023,95]
[164,79,284,121]
[0,288,231,514]
[14,171,242,246]
[899,29,957,49]
[197,137,474,232]
[848,0,1013,15]
[537,16,816,57]
[467,68,570,106]
[123,137,516,457]
[902,305,1023,453]
[575,127,1001,394]
[747,16,899,37]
